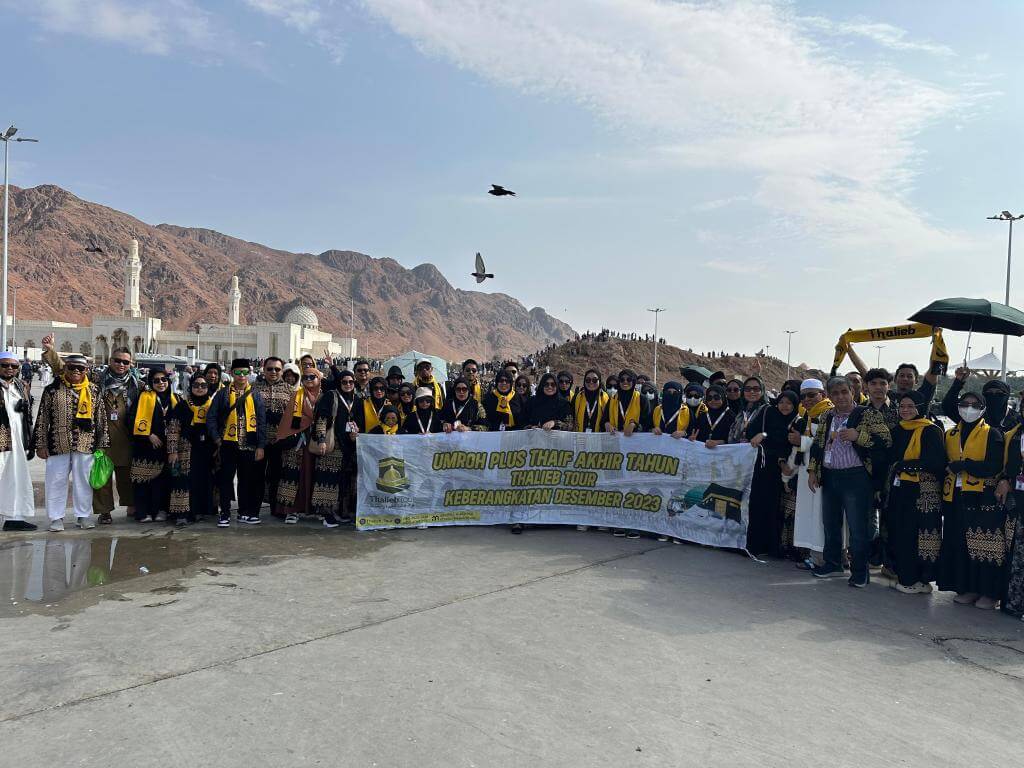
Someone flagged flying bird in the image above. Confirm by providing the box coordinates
[488,184,516,197]
[471,252,494,283]
[85,243,104,253]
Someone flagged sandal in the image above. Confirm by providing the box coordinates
[98,513,113,525]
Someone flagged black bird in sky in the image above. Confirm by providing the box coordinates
[85,243,104,253]
[488,184,516,197]
[471,252,494,283]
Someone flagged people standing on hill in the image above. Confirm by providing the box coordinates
[0,350,35,531]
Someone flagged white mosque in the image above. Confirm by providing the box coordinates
[13,239,357,363]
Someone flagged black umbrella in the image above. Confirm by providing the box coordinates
[908,298,1024,335]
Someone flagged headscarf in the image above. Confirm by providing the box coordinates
[582,368,603,403]
[100,360,141,406]
[725,377,744,414]
[378,405,401,434]
[147,368,174,408]
[741,375,768,413]
[556,370,574,401]
[397,382,416,418]
[660,380,683,420]
[898,389,928,420]
[705,384,727,416]
[528,372,567,426]
[982,379,1011,427]
[367,376,388,408]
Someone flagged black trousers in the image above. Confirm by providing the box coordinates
[188,455,214,521]
[263,441,285,514]
[134,472,170,521]
[219,443,262,517]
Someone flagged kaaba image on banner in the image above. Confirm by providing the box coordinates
[376,457,411,493]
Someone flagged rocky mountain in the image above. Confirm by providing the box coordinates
[4,184,575,360]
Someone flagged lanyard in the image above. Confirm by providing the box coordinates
[585,397,600,426]
[416,413,433,434]
[662,408,682,432]
[338,394,354,415]
[452,402,467,421]
[705,410,726,434]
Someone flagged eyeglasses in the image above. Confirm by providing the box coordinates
[743,386,762,393]
[455,385,469,392]
[152,377,168,384]
[265,367,282,373]
[232,369,250,376]
[302,375,318,382]
[110,358,131,365]
[0,362,20,369]
[66,365,87,373]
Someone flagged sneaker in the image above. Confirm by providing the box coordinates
[848,574,869,589]
[657,534,669,542]
[974,596,998,610]
[154,512,166,523]
[244,515,261,525]
[138,515,154,524]
[612,529,626,537]
[895,582,923,594]
[953,592,979,605]
[174,518,189,528]
[48,518,65,532]
[625,530,640,539]
[918,582,933,594]
[509,523,524,534]
[811,564,846,579]
[880,565,897,580]
[337,515,354,525]
[2,519,38,531]
[576,525,589,532]
[416,523,429,529]
[672,538,683,544]
[217,514,231,528]
[323,514,341,529]
[76,516,96,529]
[285,513,299,525]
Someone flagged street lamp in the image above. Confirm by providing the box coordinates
[647,308,665,385]
[987,211,1023,381]
[874,345,884,366]
[785,330,797,379]
[1,125,39,351]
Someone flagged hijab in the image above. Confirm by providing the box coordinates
[367,376,388,408]
[660,380,683,420]
[582,368,602,403]
[741,375,768,413]
[528,372,568,426]
[556,370,574,401]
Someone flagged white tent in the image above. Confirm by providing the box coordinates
[966,350,1003,374]
[381,350,449,382]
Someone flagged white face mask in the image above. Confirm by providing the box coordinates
[685,397,701,407]
[644,392,655,401]
[958,405,984,424]
[607,387,617,396]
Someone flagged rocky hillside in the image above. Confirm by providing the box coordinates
[4,184,574,360]
[529,336,822,390]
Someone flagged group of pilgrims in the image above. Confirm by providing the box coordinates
[1,337,1024,621]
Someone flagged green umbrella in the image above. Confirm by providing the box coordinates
[680,364,714,384]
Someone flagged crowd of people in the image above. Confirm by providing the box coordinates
[1,333,1023,621]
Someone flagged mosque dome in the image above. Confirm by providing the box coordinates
[283,305,319,329]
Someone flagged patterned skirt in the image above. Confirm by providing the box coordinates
[937,486,1012,599]
[277,437,343,518]
[1002,497,1024,616]
[884,473,942,587]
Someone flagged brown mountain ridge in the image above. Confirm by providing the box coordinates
[4,184,574,360]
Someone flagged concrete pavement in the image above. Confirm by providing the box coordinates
[2,520,1022,767]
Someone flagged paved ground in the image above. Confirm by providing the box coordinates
[2,516,1022,768]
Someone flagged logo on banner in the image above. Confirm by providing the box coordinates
[376,457,410,493]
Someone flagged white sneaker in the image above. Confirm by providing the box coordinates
[49,518,65,532]
[894,582,922,594]
[76,516,96,529]
[576,525,589,532]
[285,513,299,525]
[918,582,933,594]
[416,524,428,529]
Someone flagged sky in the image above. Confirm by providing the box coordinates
[3,0,1023,372]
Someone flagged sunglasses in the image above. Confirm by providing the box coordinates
[557,379,571,384]
[400,391,413,397]
[340,379,355,386]
[726,387,740,393]
[192,382,209,388]
[66,365,87,373]
[619,377,634,384]
[355,368,370,374]
[0,362,20,369]
[372,385,386,391]
[232,369,250,376]
[584,377,599,383]
[111,358,131,365]
[302,375,318,382]
[743,386,762,393]
[707,394,723,401]
[455,385,469,392]
[151,377,168,384]
[543,381,557,388]
[265,367,282,373]
[464,368,477,373]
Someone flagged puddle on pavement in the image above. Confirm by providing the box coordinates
[0,536,200,615]
[0,525,395,617]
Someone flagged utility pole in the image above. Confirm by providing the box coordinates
[1,125,39,350]
[874,345,884,366]
[647,308,665,385]
[785,330,797,380]
[987,211,1022,381]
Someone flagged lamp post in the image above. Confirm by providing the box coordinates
[987,211,1023,381]
[10,285,15,353]
[647,308,665,385]
[1,125,39,351]
[874,345,884,366]
[785,330,797,379]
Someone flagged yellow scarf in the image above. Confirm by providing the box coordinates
[363,398,384,433]
[470,381,482,402]
[416,377,444,409]
[943,420,991,501]
[1003,422,1022,471]
[492,387,516,427]
[291,388,306,429]
[381,422,399,435]
[190,396,212,426]
[803,398,833,435]
[224,386,257,443]
[63,374,94,426]
[651,403,689,434]
[831,323,936,372]
[609,389,641,430]
[133,390,179,436]
[897,418,933,482]
[574,390,609,432]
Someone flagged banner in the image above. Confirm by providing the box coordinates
[356,431,757,549]
[830,323,948,375]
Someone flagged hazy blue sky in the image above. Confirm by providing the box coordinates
[3,1,1023,370]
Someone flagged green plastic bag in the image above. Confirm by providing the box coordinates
[89,450,114,490]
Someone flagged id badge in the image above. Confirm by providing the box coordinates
[892,477,901,487]
[346,421,357,433]
[955,475,963,489]
[109,412,118,421]
[823,450,833,465]
[1016,474,1024,492]
[499,423,506,432]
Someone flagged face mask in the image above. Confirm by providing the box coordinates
[607,387,617,396]
[685,397,700,408]
[958,406,984,423]
[644,392,655,402]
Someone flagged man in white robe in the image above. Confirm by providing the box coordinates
[0,350,36,531]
